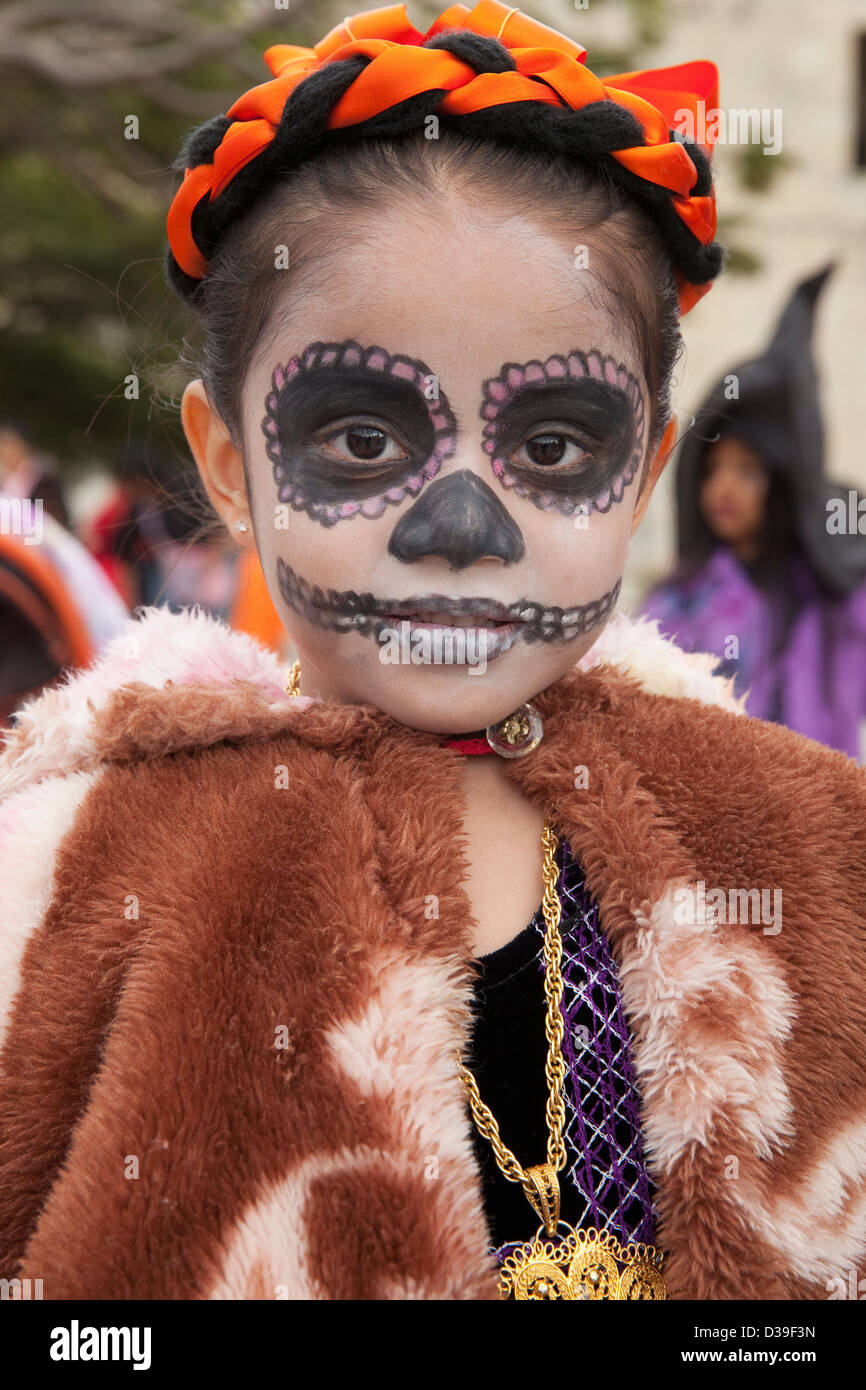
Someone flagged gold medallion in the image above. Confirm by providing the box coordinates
[498,1223,667,1301]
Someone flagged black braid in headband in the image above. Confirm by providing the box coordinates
[166,30,722,308]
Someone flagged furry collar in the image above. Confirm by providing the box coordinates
[1,603,864,1301]
[0,603,742,797]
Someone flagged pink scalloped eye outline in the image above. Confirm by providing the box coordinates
[262,341,456,527]
[480,350,645,517]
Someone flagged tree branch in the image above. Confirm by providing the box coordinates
[0,1,317,86]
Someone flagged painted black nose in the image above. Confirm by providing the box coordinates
[388,470,525,570]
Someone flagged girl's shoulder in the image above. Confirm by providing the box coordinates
[574,611,866,859]
[0,607,312,967]
[579,607,745,715]
[0,605,294,804]
[640,551,765,658]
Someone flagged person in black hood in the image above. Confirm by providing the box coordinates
[642,264,866,758]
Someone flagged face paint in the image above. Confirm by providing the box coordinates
[276,555,620,655]
[480,349,645,517]
[388,469,525,570]
[262,340,457,527]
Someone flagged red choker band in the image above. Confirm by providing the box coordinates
[441,701,544,758]
[441,733,496,755]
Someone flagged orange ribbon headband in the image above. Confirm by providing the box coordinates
[167,1,720,315]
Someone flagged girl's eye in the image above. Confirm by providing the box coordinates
[316,421,409,465]
[511,431,591,470]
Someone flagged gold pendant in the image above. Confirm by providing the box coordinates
[498,1222,667,1301]
[485,701,543,758]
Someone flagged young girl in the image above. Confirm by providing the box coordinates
[642,264,866,758]
[1,1,865,1303]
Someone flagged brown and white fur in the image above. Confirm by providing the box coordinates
[1,604,864,1300]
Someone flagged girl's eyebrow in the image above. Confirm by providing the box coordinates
[500,377,634,402]
[267,349,641,443]
[488,378,638,433]
[267,340,441,389]
[271,363,435,411]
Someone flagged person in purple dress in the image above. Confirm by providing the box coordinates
[642,265,866,758]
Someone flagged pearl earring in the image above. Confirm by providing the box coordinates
[234,519,249,534]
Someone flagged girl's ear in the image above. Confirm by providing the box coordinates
[181,379,254,546]
[631,416,677,534]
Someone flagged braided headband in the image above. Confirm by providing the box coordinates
[167,0,721,315]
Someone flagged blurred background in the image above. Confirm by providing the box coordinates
[1,0,865,748]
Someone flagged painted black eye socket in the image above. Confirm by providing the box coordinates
[275,369,434,450]
[491,381,641,504]
[493,383,636,466]
[270,368,438,502]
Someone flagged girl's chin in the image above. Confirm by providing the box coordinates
[291,623,599,727]
[348,655,564,736]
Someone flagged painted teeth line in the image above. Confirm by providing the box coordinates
[276,558,620,644]
[522,578,621,641]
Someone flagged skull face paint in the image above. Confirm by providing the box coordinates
[262,339,457,526]
[480,350,645,517]
[213,201,664,729]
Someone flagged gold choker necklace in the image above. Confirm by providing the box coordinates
[285,660,301,697]
[286,663,666,1299]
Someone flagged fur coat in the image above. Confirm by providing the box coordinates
[1,604,865,1301]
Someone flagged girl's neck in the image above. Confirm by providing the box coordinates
[457,754,549,957]
[731,537,762,567]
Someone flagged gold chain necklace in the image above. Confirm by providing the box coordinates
[285,660,301,697]
[285,661,666,1299]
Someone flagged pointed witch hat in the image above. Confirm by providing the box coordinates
[674,264,866,595]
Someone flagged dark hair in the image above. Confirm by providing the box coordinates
[170,30,722,479]
[0,419,33,445]
[669,436,823,693]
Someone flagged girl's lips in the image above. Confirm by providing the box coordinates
[378,616,523,663]
[381,612,517,629]
[707,503,741,522]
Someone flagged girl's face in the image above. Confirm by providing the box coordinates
[699,434,770,552]
[188,196,666,733]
